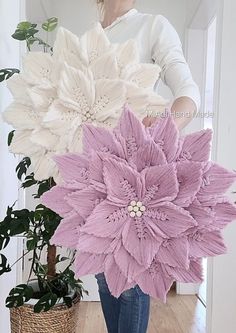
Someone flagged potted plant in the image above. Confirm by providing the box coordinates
[0,18,87,333]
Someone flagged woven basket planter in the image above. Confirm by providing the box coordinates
[10,295,80,333]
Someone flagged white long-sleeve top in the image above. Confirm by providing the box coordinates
[103,8,201,110]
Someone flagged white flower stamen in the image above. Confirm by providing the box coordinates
[128,200,146,218]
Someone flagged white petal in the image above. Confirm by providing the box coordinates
[90,52,119,80]
[3,102,40,129]
[22,52,54,85]
[80,23,111,64]
[7,74,32,104]
[93,79,127,122]
[58,63,95,111]
[31,128,59,150]
[121,63,162,89]
[145,92,169,118]
[31,151,59,181]
[115,39,139,71]
[28,84,56,109]
[9,130,39,155]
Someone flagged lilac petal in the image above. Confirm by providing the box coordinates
[186,199,215,228]
[142,164,178,205]
[150,111,179,162]
[156,237,190,269]
[53,153,89,189]
[131,140,167,172]
[162,258,203,283]
[189,230,227,257]
[176,129,212,162]
[66,186,106,219]
[197,162,236,203]
[144,202,196,237]
[74,252,106,277]
[114,106,148,159]
[77,232,120,254]
[82,123,124,157]
[213,200,236,228]
[41,186,72,217]
[50,211,83,248]
[80,200,129,238]
[88,151,107,193]
[104,254,136,298]
[114,245,145,282]
[122,217,162,268]
[173,161,203,207]
[135,259,174,302]
[103,157,144,205]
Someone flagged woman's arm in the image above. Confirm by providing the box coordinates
[144,15,201,129]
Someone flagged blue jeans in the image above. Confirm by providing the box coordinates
[95,273,150,333]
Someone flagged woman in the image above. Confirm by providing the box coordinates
[94,1,201,332]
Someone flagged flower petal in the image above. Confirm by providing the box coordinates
[156,237,190,269]
[135,260,174,302]
[122,63,161,89]
[103,157,143,205]
[41,186,72,217]
[3,102,40,129]
[77,232,120,254]
[142,164,178,205]
[90,52,119,80]
[173,161,203,207]
[213,200,236,228]
[22,52,53,84]
[162,259,203,283]
[188,230,227,257]
[74,252,106,277]
[176,129,212,162]
[80,200,129,238]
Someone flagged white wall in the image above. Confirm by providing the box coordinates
[0,1,25,332]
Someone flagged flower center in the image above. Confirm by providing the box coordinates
[127,200,146,218]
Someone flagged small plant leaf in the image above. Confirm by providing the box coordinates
[6,284,33,308]
[42,17,58,32]
[0,254,11,276]
[34,292,58,313]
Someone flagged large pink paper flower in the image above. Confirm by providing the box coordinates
[42,106,236,301]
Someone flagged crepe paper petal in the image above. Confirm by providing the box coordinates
[213,200,236,228]
[3,102,39,129]
[7,74,32,104]
[77,232,120,255]
[122,63,161,89]
[31,152,60,182]
[145,93,169,117]
[144,202,197,238]
[53,153,90,189]
[135,260,174,302]
[90,52,119,80]
[122,216,163,268]
[66,186,106,218]
[114,245,145,282]
[176,129,212,162]
[142,163,179,205]
[173,161,203,207]
[31,128,59,151]
[58,63,95,111]
[186,199,215,228]
[103,157,143,206]
[156,237,190,269]
[150,110,179,162]
[41,186,72,217]
[115,39,139,71]
[188,229,227,257]
[131,141,167,172]
[74,252,106,277]
[50,212,84,249]
[114,105,148,158]
[80,200,129,238]
[53,27,87,65]
[22,52,54,85]
[163,258,203,283]
[9,130,39,155]
[197,162,236,203]
[28,84,56,109]
[104,255,136,298]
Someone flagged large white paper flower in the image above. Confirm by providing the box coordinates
[3,23,168,181]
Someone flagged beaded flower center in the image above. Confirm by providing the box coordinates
[127,200,146,218]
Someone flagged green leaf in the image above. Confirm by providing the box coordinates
[0,235,10,250]
[11,30,27,40]
[33,292,58,313]
[0,68,20,82]
[63,296,72,308]
[0,254,11,276]
[6,284,33,308]
[17,21,33,30]
[7,130,15,146]
[42,17,58,32]
[26,238,38,251]
[16,157,31,180]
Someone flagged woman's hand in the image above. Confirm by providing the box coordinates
[142,96,197,130]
